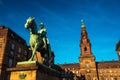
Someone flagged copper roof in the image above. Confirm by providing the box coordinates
[58,63,80,70]
[97,61,120,68]
[58,60,120,70]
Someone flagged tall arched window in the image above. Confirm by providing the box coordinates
[84,47,87,52]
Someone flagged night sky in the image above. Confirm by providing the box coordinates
[0,0,120,64]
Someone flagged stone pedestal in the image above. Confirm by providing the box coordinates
[7,61,61,80]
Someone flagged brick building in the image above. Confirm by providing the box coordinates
[59,21,120,80]
[0,26,31,80]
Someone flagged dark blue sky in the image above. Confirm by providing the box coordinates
[0,0,120,64]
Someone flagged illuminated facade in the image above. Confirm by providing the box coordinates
[59,21,120,80]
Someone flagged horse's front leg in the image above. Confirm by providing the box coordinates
[29,43,38,61]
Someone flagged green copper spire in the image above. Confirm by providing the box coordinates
[81,19,85,28]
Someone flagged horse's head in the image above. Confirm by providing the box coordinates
[25,17,35,29]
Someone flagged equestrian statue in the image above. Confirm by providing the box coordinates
[24,17,54,67]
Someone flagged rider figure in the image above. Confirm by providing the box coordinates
[38,23,49,49]
[38,23,53,66]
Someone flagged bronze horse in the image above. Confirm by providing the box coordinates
[24,17,53,67]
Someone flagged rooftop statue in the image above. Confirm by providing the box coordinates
[24,17,54,67]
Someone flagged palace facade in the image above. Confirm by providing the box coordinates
[59,21,120,80]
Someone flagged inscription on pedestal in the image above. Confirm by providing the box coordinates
[19,72,27,80]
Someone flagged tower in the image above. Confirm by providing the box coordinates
[79,20,98,80]
[116,40,120,61]
[80,20,92,56]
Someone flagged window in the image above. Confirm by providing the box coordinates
[18,47,21,53]
[111,77,113,80]
[84,47,87,52]
[86,62,89,68]
[10,51,14,55]
[87,69,90,73]
[68,68,70,70]
[9,58,12,67]
[100,70,102,73]
[114,70,116,73]
[76,71,78,74]
[11,43,15,50]
[105,77,108,80]
[110,70,112,73]
[72,71,75,73]
[104,70,106,73]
